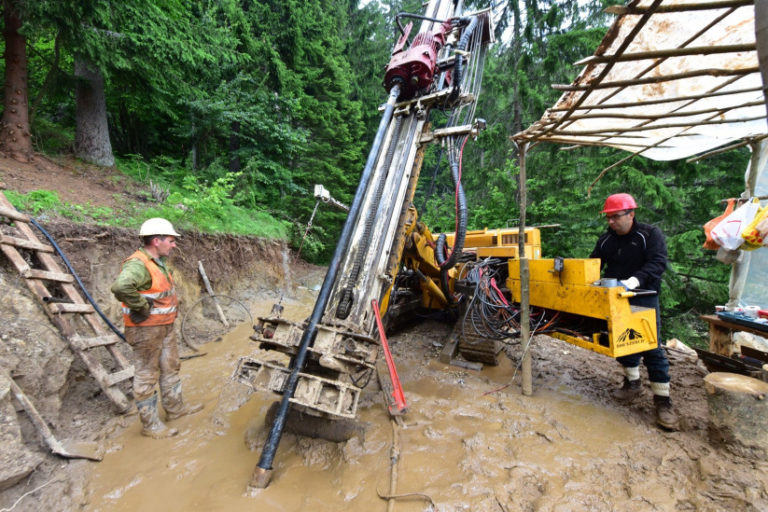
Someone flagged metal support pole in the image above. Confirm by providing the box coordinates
[517,142,532,396]
[249,85,401,490]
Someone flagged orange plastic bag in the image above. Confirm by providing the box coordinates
[702,198,735,250]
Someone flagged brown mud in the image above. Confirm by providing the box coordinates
[78,295,768,512]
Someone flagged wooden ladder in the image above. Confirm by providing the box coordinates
[0,187,133,412]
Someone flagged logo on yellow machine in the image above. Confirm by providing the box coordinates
[617,328,645,347]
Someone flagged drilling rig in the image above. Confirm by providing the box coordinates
[236,0,660,488]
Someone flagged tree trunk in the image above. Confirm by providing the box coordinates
[74,57,115,167]
[0,0,33,162]
[704,372,768,459]
[757,0,768,123]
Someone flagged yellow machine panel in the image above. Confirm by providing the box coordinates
[444,227,542,260]
[506,258,658,358]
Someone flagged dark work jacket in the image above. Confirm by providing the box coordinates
[590,220,667,293]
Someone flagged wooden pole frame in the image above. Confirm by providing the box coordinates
[574,43,756,65]
[517,142,532,396]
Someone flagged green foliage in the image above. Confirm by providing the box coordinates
[5,189,114,222]
[139,200,289,239]
[113,155,290,238]
[5,189,63,214]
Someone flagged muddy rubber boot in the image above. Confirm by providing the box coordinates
[613,377,643,401]
[137,394,179,439]
[163,382,204,421]
[653,395,680,431]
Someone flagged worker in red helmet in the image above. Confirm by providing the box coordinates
[590,194,680,430]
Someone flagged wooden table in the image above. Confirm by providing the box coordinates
[700,314,768,355]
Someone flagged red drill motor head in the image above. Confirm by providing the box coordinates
[383,20,452,100]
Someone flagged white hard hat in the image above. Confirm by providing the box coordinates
[139,217,180,237]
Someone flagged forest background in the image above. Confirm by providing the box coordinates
[0,0,750,346]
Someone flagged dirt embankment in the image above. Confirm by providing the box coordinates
[0,219,322,510]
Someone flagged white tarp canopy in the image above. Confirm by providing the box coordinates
[513,0,766,161]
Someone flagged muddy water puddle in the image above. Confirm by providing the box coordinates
[84,295,669,511]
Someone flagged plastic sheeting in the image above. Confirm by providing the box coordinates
[513,0,766,161]
[739,140,768,309]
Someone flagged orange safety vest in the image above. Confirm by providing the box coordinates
[121,250,178,327]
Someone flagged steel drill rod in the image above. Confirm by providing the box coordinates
[251,84,402,489]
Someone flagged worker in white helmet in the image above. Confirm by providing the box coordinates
[111,218,203,438]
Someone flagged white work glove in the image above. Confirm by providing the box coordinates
[621,277,640,290]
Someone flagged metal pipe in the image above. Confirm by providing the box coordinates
[250,84,402,490]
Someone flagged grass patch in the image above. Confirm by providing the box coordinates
[4,189,115,224]
[5,156,289,240]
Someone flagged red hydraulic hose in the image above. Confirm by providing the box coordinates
[371,299,407,415]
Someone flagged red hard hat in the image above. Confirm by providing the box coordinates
[601,193,637,213]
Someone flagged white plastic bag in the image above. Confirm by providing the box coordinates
[710,198,760,250]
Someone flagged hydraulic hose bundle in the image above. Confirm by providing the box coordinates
[449,16,479,102]
[434,137,468,302]
[459,258,564,343]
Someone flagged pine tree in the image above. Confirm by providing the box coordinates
[0,0,33,161]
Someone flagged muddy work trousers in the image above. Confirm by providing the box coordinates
[125,324,181,402]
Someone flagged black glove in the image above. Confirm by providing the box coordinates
[129,298,154,324]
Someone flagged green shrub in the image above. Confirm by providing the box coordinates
[5,189,63,214]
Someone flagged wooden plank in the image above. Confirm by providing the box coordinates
[439,332,459,364]
[61,283,88,308]
[50,303,94,314]
[22,279,57,323]
[101,367,134,388]
[0,205,29,222]
[701,314,768,338]
[32,251,68,275]
[102,387,131,413]
[22,268,74,283]
[0,244,31,274]
[552,67,759,92]
[575,43,757,66]
[77,352,130,412]
[69,334,120,351]
[0,235,54,253]
[12,221,43,245]
[60,290,133,370]
[198,260,229,327]
[605,0,752,15]
[7,222,71,282]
